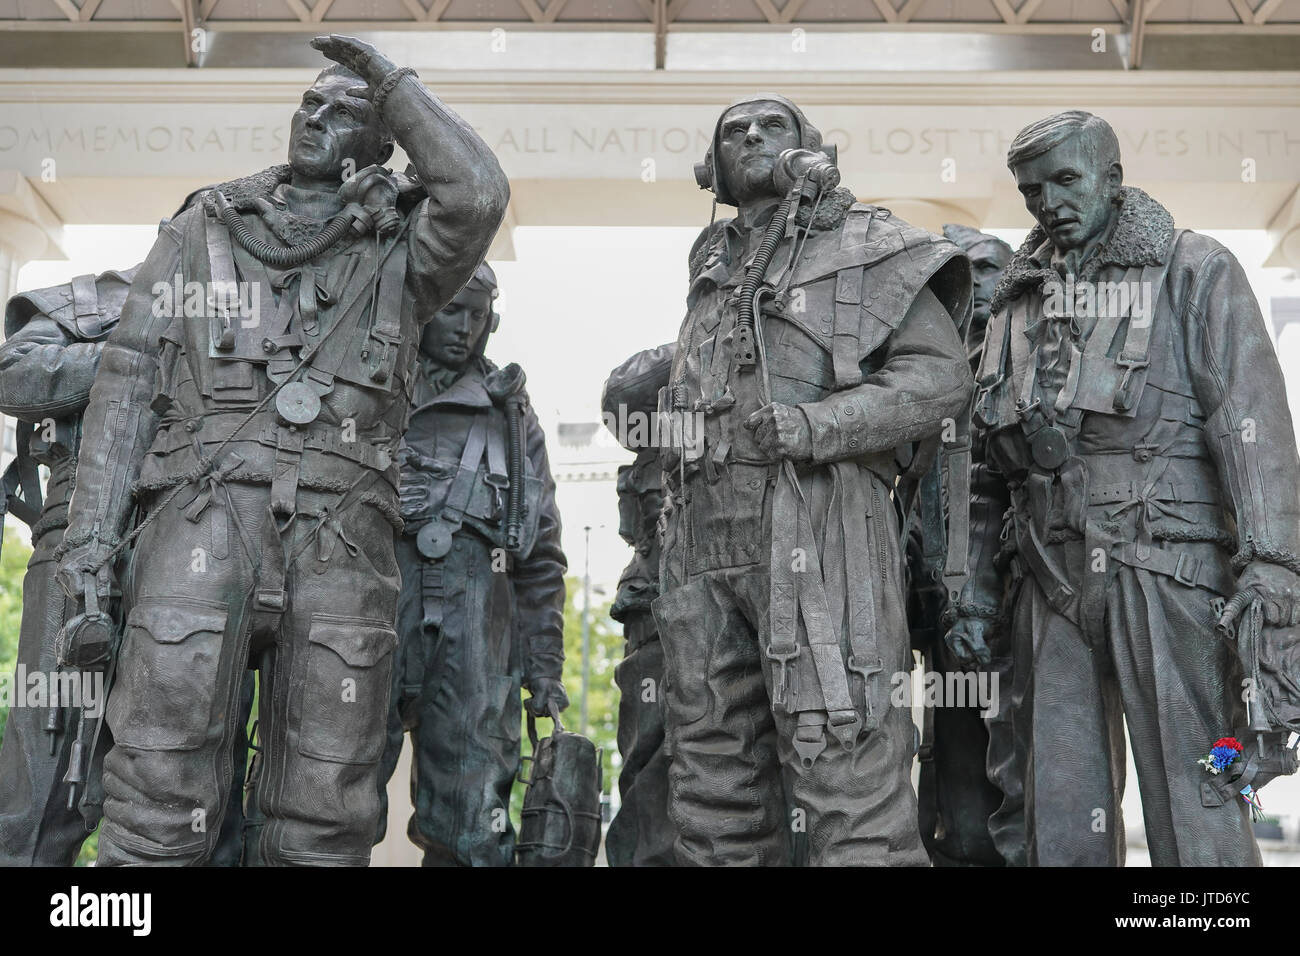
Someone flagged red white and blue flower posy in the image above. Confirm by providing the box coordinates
[1197,737,1265,821]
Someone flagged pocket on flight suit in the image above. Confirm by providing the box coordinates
[107,598,228,751]
[298,614,398,765]
[485,674,523,745]
[650,585,712,727]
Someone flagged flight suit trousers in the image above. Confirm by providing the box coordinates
[0,528,254,866]
[917,669,1005,867]
[1007,538,1261,866]
[908,529,1008,866]
[377,534,521,867]
[96,480,399,866]
[984,638,1026,866]
[653,552,927,867]
[605,614,675,867]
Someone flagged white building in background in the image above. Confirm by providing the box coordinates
[1,415,14,472]
[547,417,635,597]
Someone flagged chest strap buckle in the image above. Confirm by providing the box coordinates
[1174,552,1202,588]
[1113,356,1150,413]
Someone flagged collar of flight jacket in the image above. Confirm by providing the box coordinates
[989,185,1176,318]
[687,185,860,284]
[194,163,341,246]
[200,164,294,212]
[410,357,529,416]
[411,357,493,413]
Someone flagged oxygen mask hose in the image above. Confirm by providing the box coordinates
[733,192,795,371]
[485,363,529,553]
[737,193,794,334]
[505,395,525,553]
[212,190,368,268]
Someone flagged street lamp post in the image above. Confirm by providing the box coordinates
[581,523,591,737]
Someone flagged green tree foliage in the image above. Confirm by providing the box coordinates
[74,825,99,866]
[0,521,99,864]
[0,519,33,755]
[559,573,622,789]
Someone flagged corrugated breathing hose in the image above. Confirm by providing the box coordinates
[505,395,525,552]
[212,190,364,268]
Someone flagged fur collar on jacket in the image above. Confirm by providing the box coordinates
[989,186,1175,318]
[193,164,331,246]
[689,186,859,281]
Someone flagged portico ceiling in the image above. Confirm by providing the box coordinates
[1,0,1298,69]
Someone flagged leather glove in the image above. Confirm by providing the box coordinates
[525,677,570,719]
[1233,561,1300,627]
[55,541,118,606]
[943,616,993,672]
[743,402,813,462]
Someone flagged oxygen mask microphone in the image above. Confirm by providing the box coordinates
[773,148,840,194]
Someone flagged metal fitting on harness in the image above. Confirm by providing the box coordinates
[416,518,455,559]
[766,642,800,708]
[728,324,756,370]
[1113,357,1150,413]
[484,471,509,519]
[1174,552,1202,588]
[270,426,305,517]
[362,331,400,384]
[693,387,735,416]
[255,587,286,612]
[847,654,884,732]
[275,382,322,427]
[1132,442,1158,463]
[827,709,863,753]
[793,713,827,768]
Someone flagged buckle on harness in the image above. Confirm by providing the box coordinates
[847,654,884,732]
[973,376,1004,429]
[1049,581,1076,607]
[485,471,508,517]
[827,710,863,752]
[728,324,756,371]
[1014,396,1041,422]
[1132,442,1158,464]
[363,331,400,384]
[792,713,827,768]
[765,643,800,708]
[255,588,286,612]
[1174,552,1201,588]
[1113,357,1150,413]
[792,730,826,768]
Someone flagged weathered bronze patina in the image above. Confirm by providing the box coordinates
[653,94,973,865]
[53,34,508,866]
[601,342,677,867]
[947,110,1300,866]
[375,265,568,866]
[909,225,1015,867]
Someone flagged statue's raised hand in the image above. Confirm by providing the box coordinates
[310,34,397,93]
